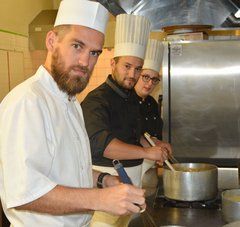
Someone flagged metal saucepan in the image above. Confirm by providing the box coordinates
[222,221,240,227]
[163,163,218,201]
[222,189,240,223]
[160,226,186,227]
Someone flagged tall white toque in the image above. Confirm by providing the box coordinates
[142,39,164,73]
[54,0,109,34]
[114,14,151,59]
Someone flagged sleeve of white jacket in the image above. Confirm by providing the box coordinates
[0,94,57,209]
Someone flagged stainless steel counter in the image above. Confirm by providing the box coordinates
[129,167,238,227]
[129,192,226,227]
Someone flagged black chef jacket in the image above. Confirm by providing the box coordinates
[135,93,163,140]
[81,75,143,167]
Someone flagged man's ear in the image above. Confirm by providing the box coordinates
[45,31,57,52]
[110,58,116,71]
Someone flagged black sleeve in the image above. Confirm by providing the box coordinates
[81,93,115,159]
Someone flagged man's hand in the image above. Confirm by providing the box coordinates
[96,184,146,216]
[143,146,169,163]
[154,139,172,155]
[102,175,120,188]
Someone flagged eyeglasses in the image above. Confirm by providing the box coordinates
[141,74,160,85]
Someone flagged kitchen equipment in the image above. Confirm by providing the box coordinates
[112,160,133,184]
[112,160,145,213]
[222,221,240,227]
[163,163,218,201]
[143,132,176,172]
[129,182,223,227]
[162,40,240,167]
[168,154,179,164]
[95,0,240,29]
[222,189,240,223]
[129,166,227,227]
[154,193,221,209]
[112,160,157,227]
[160,226,186,227]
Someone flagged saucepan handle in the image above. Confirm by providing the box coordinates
[112,160,133,184]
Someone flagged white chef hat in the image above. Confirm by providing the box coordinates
[54,0,109,34]
[142,39,164,73]
[114,14,151,59]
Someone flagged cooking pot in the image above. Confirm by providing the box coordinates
[222,189,240,223]
[222,221,240,227]
[163,163,218,201]
[160,226,186,227]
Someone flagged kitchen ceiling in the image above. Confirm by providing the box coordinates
[96,0,240,30]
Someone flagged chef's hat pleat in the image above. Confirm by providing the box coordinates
[114,14,151,59]
[143,39,164,73]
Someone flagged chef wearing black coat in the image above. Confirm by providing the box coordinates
[82,14,171,227]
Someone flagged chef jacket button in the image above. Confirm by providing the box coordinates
[154,117,156,120]
[145,117,148,120]
[148,103,151,106]
[139,101,142,104]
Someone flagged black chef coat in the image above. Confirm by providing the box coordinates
[135,93,163,140]
[81,75,142,167]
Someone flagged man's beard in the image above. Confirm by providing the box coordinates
[113,68,137,90]
[51,48,91,97]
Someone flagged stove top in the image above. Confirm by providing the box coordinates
[129,181,226,227]
[153,182,222,210]
[154,195,221,209]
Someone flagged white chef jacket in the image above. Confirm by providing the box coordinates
[0,66,93,227]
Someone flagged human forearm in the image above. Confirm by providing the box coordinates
[104,138,145,160]
[16,185,102,215]
[16,183,145,216]
[104,138,171,163]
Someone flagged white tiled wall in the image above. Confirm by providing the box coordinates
[0,31,35,75]
[0,31,32,101]
[0,50,9,101]
[8,51,25,90]
[0,32,15,51]
[0,31,35,101]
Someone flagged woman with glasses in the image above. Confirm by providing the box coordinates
[135,39,163,140]
[134,39,166,178]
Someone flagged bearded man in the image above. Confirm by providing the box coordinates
[0,1,146,226]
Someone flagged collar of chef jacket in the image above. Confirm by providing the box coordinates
[106,74,131,99]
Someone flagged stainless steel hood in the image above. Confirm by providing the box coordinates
[97,0,240,30]
[29,0,240,50]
